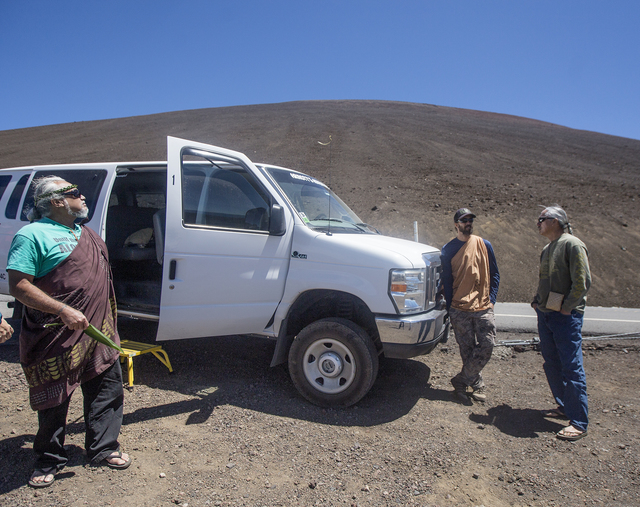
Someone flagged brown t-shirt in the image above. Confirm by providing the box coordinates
[450,235,492,312]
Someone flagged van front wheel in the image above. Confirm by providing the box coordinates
[288,318,379,407]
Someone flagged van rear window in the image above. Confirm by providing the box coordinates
[0,175,12,202]
[5,174,30,219]
[20,170,108,221]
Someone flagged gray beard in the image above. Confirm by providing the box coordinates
[64,200,89,219]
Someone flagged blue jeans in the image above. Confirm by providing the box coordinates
[536,309,588,431]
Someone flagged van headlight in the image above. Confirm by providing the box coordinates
[389,269,426,314]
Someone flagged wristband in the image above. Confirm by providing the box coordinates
[57,304,68,315]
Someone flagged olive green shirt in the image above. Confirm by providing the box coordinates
[534,233,591,314]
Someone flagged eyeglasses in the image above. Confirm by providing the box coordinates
[537,217,552,224]
[458,218,474,224]
[61,188,82,199]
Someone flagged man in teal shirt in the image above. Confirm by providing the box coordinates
[7,175,131,488]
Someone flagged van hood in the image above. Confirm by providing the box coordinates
[292,230,440,269]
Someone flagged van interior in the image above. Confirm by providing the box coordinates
[105,168,166,317]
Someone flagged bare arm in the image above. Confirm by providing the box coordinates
[8,270,89,331]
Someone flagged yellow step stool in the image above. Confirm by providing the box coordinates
[119,340,173,387]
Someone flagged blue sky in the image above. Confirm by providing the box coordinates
[1,1,639,140]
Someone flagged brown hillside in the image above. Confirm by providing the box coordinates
[1,100,638,307]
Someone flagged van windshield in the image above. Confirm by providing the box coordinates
[263,167,377,234]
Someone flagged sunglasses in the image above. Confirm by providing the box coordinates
[61,188,82,199]
[537,217,553,224]
[458,218,474,224]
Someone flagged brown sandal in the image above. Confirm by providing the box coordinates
[557,425,588,441]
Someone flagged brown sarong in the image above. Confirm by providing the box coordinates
[19,226,120,411]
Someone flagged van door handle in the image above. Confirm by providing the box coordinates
[169,259,177,280]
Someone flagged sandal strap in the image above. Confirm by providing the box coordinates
[560,425,583,435]
[33,466,57,475]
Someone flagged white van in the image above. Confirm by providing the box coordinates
[0,137,448,407]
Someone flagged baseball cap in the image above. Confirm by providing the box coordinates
[454,208,476,222]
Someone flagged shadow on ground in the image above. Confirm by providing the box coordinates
[469,405,565,438]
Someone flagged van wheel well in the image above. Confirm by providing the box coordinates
[273,290,381,366]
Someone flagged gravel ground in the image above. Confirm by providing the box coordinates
[1,320,638,507]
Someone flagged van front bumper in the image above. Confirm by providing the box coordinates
[375,308,449,359]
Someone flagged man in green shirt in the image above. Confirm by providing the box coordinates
[532,205,591,441]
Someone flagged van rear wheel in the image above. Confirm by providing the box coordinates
[288,318,379,407]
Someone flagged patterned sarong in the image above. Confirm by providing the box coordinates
[19,226,120,410]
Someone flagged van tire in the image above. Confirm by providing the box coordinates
[288,318,379,407]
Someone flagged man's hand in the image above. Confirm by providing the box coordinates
[0,318,14,343]
[560,309,572,316]
[59,306,90,331]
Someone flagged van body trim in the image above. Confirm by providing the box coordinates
[118,310,159,322]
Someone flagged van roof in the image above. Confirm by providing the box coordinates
[0,161,168,172]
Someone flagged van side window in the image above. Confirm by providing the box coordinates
[5,174,30,219]
[20,170,108,221]
[182,164,271,232]
[0,175,12,202]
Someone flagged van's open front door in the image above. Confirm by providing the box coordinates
[156,137,293,341]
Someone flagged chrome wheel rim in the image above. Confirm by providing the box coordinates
[302,338,356,394]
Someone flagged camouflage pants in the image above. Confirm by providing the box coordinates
[449,307,496,390]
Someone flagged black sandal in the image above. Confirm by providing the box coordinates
[28,466,56,488]
[94,450,132,470]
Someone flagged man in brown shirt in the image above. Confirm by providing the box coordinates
[441,208,500,403]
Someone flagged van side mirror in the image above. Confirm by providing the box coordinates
[269,204,286,236]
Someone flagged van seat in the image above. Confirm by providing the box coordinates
[152,208,165,265]
[106,205,159,262]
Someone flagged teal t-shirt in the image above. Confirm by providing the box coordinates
[6,218,83,278]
